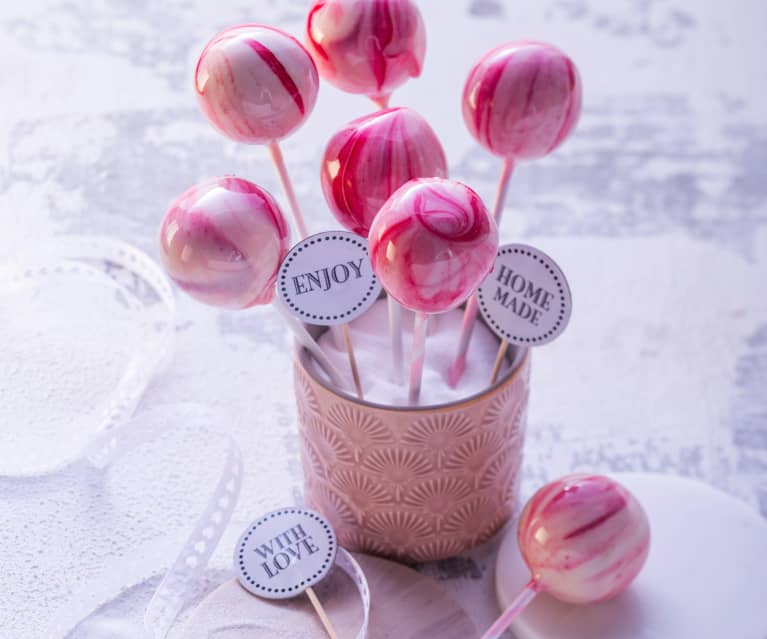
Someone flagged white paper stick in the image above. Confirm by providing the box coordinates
[272,295,351,392]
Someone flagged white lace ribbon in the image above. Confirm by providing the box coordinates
[49,418,369,639]
[335,548,371,639]
[0,236,176,475]
[143,440,242,638]
[47,430,240,639]
[33,238,370,638]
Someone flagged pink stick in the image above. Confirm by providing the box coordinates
[448,158,514,387]
[371,93,391,109]
[267,140,309,240]
[369,93,405,384]
[388,295,405,384]
[408,311,429,405]
[479,580,539,639]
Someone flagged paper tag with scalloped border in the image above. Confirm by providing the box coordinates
[277,231,381,326]
[477,244,572,346]
[235,507,337,599]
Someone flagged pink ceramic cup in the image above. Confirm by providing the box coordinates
[293,325,530,562]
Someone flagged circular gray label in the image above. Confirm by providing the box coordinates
[234,507,337,600]
[477,243,572,346]
[277,231,382,326]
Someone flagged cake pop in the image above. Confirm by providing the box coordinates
[480,474,650,639]
[321,107,447,237]
[369,178,498,403]
[463,41,582,161]
[195,25,320,239]
[308,0,430,381]
[322,107,448,383]
[305,0,426,108]
[159,177,348,390]
[159,176,289,309]
[195,25,319,145]
[450,41,582,386]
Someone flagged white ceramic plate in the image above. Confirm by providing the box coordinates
[495,473,767,639]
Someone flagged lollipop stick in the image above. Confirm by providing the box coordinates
[369,94,404,383]
[268,141,366,390]
[489,158,515,227]
[273,296,350,392]
[329,325,345,350]
[267,140,309,240]
[448,159,515,388]
[305,586,340,639]
[479,579,540,639]
[330,325,363,397]
[371,94,390,109]
[388,295,405,384]
[341,323,364,399]
[408,311,429,405]
[489,340,509,385]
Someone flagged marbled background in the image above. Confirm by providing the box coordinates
[1,0,765,636]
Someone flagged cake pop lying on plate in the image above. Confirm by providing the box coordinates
[450,41,582,386]
[368,178,498,403]
[159,176,347,389]
[480,474,650,639]
[195,25,320,239]
[305,0,426,108]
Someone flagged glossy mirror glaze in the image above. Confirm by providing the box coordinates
[463,41,582,160]
[517,474,651,604]
[195,25,319,144]
[159,176,290,309]
[321,107,447,237]
[368,178,498,313]
[306,0,425,105]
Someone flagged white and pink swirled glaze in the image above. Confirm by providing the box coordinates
[321,107,448,237]
[195,25,319,144]
[158,176,290,309]
[368,178,498,314]
[517,474,650,605]
[305,0,425,105]
[463,41,582,160]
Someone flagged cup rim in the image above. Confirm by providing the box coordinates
[295,334,530,413]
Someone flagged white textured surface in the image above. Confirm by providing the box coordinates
[1,1,765,637]
[0,265,140,474]
[312,299,512,406]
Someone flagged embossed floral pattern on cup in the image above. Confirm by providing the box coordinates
[404,477,473,528]
[444,430,505,478]
[326,404,394,461]
[294,342,530,561]
[362,448,434,500]
[402,413,475,468]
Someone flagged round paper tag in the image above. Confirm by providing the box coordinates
[234,507,337,600]
[277,231,382,326]
[477,244,572,346]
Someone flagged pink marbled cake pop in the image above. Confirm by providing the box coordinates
[368,178,498,313]
[463,41,582,160]
[321,107,448,237]
[195,25,319,145]
[479,474,649,639]
[306,0,425,106]
[158,176,290,309]
[448,41,583,388]
[518,474,650,604]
